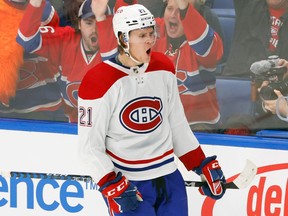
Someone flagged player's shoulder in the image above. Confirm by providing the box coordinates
[79,62,126,100]
[148,52,175,75]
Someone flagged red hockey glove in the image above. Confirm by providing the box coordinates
[99,172,143,214]
[194,156,226,200]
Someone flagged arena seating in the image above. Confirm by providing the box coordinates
[210,0,236,73]
[212,8,236,73]
[211,0,234,9]
[216,77,253,126]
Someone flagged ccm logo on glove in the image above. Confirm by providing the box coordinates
[194,156,226,200]
[106,179,129,196]
[211,161,220,169]
[99,172,142,214]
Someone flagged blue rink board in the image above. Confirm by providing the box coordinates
[0,118,287,151]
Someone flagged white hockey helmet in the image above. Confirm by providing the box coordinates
[112,4,156,44]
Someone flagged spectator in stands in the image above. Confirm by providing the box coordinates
[218,0,288,132]
[94,0,224,132]
[222,0,288,77]
[62,0,85,27]
[16,0,115,123]
[137,0,224,39]
[61,0,113,27]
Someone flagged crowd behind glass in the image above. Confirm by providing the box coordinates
[1,0,287,136]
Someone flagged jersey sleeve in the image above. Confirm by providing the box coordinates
[41,0,59,27]
[96,15,118,61]
[97,0,139,60]
[16,3,41,52]
[77,71,115,183]
[182,4,223,68]
[77,63,126,184]
[78,97,115,183]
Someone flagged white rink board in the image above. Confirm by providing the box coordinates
[0,128,287,216]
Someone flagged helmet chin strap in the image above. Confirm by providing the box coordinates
[123,43,143,66]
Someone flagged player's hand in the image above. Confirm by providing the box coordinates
[194,156,226,200]
[99,172,143,213]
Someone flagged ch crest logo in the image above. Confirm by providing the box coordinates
[119,97,163,133]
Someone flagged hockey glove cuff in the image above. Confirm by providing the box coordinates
[99,172,142,214]
[194,156,226,200]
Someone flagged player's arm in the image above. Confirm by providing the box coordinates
[179,1,223,68]
[78,95,143,213]
[165,55,226,200]
[170,84,226,200]
[78,65,142,213]
[77,69,115,183]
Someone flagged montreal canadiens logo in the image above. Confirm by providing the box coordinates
[119,97,163,133]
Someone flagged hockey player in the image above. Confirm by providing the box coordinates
[94,0,223,132]
[16,0,113,122]
[78,4,226,216]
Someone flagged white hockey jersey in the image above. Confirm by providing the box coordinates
[78,52,205,183]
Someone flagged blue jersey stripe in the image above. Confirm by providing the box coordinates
[190,27,214,56]
[178,72,206,93]
[16,31,42,53]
